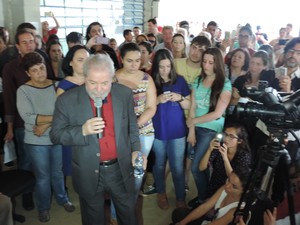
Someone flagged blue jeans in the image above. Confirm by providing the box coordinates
[134,134,154,192]
[152,137,186,201]
[26,144,69,212]
[14,128,31,171]
[191,127,216,201]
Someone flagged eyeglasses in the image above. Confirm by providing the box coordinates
[287,49,300,56]
[224,132,239,140]
[148,40,155,43]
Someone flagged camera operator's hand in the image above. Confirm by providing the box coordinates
[238,208,277,225]
[264,208,277,225]
[218,144,228,160]
[237,217,246,225]
[209,138,217,150]
[279,75,292,92]
[209,138,221,151]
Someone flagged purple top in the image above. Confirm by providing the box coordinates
[152,75,190,140]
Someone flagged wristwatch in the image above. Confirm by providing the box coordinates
[177,95,185,103]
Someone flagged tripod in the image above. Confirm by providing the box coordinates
[230,128,296,225]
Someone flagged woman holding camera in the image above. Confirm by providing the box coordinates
[186,47,232,209]
[199,123,252,198]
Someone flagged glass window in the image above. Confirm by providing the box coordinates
[40,0,144,44]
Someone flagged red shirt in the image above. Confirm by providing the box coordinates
[43,28,58,43]
[90,94,117,161]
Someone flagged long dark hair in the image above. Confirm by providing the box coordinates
[151,49,177,95]
[224,123,251,154]
[85,22,106,42]
[46,40,63,60]
[119,42,140,59]
[197,47,225,112]
[62,45,89,76]
[232,166,251,189]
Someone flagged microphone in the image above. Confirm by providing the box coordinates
[94,97,103,139]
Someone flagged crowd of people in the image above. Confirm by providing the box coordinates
[0,14,300,225]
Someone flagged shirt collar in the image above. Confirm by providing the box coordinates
[291,67,300,79]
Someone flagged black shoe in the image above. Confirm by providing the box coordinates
[4,161,15,167]
[140,185,157,197]
[13,213,25,223]
[63,202,75,212]
[22,193,34,211]
[188,197,203,209]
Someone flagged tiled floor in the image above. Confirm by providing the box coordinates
[15,173,197,225]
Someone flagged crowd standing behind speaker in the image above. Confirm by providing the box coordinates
[0,16,300,225]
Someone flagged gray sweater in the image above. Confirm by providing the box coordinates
[17,83,57,145]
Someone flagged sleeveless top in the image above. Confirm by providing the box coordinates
[131,73,154,136]
[201,190,239,225]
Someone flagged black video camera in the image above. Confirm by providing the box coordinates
[234,87,300,130]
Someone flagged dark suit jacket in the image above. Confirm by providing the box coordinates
[50,83,140,199]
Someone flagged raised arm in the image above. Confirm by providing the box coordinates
[50,12,60,29]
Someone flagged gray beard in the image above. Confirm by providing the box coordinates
[286,61,298,69]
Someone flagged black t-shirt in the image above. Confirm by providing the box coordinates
[233,70,276,97]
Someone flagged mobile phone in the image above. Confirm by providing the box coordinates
[44,11,52,17]
[215,133,224,147]
[224,31,230,40]
[275,67,287,78]
[163,91,171,95]
[96,36,109,45]
[231,30,237,39]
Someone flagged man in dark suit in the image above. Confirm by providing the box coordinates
[50,54,143,225]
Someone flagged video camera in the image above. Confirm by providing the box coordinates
[234,86,300,130]
[231,86,300,225]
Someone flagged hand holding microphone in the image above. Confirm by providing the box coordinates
[94,97,103,139]
[81,97,105,137]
